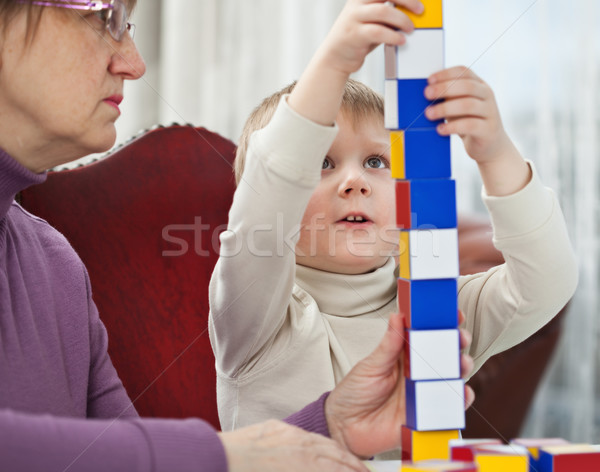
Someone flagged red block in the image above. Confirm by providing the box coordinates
[539,445,600,471]
[449,438,502,462]
[396,180,411,229]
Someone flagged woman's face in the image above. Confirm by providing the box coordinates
[0,4,146,172]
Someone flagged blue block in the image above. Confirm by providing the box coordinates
[385,79,443,129]
[405,128,451,179]
[396,179,457,229]
[398,279,458,330]
[538,452,552,472]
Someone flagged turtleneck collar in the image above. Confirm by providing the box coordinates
[295,257,397,317]
[0,148,47,218]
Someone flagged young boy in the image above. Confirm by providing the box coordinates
[209,0,577,431]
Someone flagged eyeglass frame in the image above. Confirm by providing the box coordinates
[17,0,134,42]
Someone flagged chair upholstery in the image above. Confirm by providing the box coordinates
[458,214,566,441]
[20,125,236,429]
[19,126,565,438]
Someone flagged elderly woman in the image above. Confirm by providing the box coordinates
[0,1,455,471]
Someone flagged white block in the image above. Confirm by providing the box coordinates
[384,79,399,129]
[407,329,460,381]
[407,379,465,431]
[408,228,459,280]
[476,444,529,456]
[449,438,502,449]
[394,29,445,79]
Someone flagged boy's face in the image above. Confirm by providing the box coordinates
[295,111,398,275]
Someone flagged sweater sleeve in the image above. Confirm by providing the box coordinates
[284,392,331,437]
[0,409,227,472]
[84,269,138,419]
[458,163,578,375]
[208,96,338,378]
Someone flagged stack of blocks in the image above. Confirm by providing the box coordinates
[385,0,464,464]
[383,2,600,471]
[386,3,538,469]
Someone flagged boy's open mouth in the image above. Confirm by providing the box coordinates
[338,214,371,224]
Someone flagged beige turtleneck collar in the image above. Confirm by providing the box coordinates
[294,257,397,317]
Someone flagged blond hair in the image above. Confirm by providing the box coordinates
[235,78,384,185]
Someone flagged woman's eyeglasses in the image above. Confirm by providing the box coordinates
[19,1,134,42]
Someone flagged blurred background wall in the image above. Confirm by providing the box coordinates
[93,0,599,442]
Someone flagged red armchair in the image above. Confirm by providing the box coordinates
[19,125,565,438]
[20,124,236,429]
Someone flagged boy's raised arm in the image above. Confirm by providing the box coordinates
[425,66,578,372]
[288,0,424,124]
[209,0,424,378]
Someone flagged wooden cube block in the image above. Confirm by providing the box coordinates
[474,444,529,472]
[449,438,502,462]
[405,329,460,381]
[538,444,600,471]
[401,460,477,471]
[390,129,451,180]
[398,278,457,330]
[405,378,465,431]
[397,0,443,28]
[401,425,459,461]
[385,29,445,79]
[396,179,457,229]
[510,438,570,470]
[399,228,459,280]
[385,79,442,130]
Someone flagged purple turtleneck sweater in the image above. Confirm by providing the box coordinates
[0,149,330,471]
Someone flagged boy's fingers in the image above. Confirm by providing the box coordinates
[359,23,409,47]
[437,118,489,139]
[385,0,425,15]
[425,79,490,102]
[429,65,483,84]
[426,97,488,122]
[357,2,415,34]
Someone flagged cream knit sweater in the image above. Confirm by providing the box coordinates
[208,97,578,431]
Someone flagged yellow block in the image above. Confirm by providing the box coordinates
[399,231,410,279]
[402,460,477,471]
[406,429,460,462]
[510,437,570,461]
[397,0,443,29]
[390,131,405,179]
[475,455,528,472]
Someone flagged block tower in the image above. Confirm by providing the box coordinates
[384,0,465,462]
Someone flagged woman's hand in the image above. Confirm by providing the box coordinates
[219,420,368,472]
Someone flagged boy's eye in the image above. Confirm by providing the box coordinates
[364,156,388,169]
[322,157,334,170]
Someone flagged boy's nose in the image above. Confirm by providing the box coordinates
[338,169,372,197]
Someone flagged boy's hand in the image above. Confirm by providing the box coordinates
[323,0,424,75]
[325,311,475,458]
[289,0,424,126]
[424,66,531,196]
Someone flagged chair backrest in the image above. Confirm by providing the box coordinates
[20,125,237,429]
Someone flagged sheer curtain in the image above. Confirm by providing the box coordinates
[118,0,599,442]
